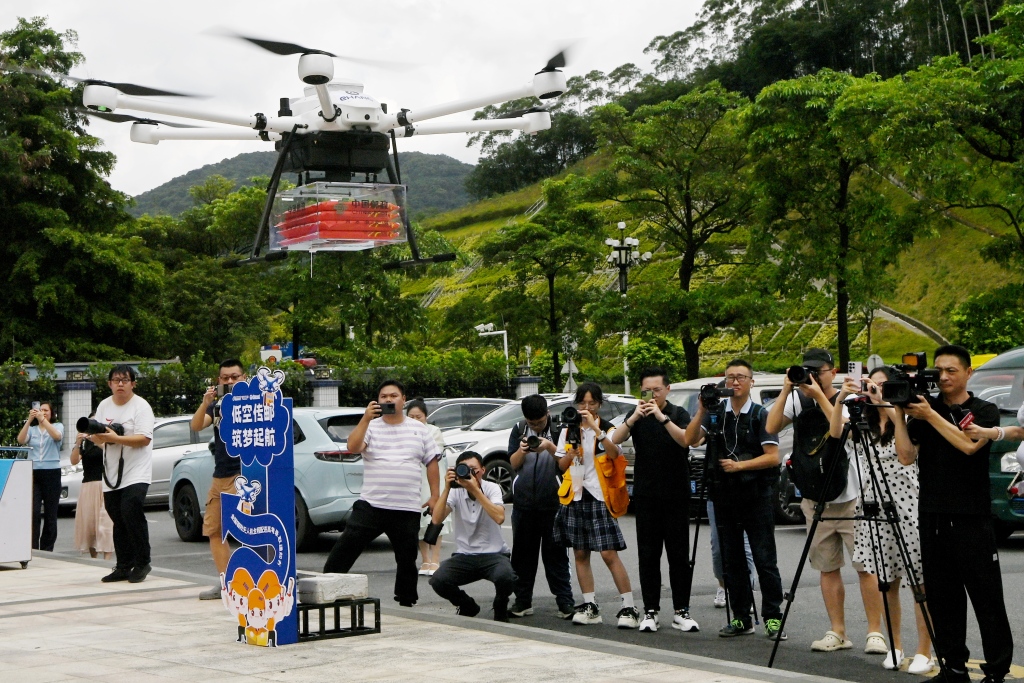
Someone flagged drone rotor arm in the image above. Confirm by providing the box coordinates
[393,111,551,137]
[129,124,282,145]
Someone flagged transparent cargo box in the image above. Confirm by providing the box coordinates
[270,182,407,252]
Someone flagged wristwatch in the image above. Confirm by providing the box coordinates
[596,430,608,442]
[660,416,672,425]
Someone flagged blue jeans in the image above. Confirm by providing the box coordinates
[711,485,783,621]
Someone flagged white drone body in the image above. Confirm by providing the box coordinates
[81,51,563,144]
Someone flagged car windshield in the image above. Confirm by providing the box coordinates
[968,367,1024,411]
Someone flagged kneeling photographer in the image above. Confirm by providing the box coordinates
[428,451,515,621]
[892,345,1012,683]
[683,359,785,640]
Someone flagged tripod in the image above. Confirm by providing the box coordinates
[768,397,945,677]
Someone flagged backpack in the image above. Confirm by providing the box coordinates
[785,392,848,503]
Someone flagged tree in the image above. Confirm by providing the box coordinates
[590,83,758,379]
[950,283,1024,353]
[477,176,605,382]
[0,17,167,361]
[747,70,919,368]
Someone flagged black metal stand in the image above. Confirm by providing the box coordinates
[768,397,945,677]
[297,597,381,642]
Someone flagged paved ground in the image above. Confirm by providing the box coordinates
[0,555,845,683]
[50,506,1024,682]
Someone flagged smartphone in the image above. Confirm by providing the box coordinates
[31,401,40,410]
[380,402,397,415]
[640,389,653,401]
[216,383,225,399]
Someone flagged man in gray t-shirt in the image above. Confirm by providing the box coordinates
[429,451,516,621]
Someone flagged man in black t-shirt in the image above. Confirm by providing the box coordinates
[190,359,248,600]
[893,345,1013,683]
[612,367,694,634]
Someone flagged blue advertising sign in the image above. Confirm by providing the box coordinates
[218,367,297,647]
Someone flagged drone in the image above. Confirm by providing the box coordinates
[4,33,568,269]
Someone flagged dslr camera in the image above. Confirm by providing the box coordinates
[560,406,583,447]
[786,365,818,385]
[881,352,940,406]
[699,383,734,410]
[451,462,473,488]
[525,435,542,451]
[77,416,125,437]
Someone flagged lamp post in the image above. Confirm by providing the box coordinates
[606,222,650,394]
[475,323,509,381]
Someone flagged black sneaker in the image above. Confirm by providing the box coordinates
[616,606,640,629]
[456,600,480,618]
[128,564,151,584]
[571,602,602,625]
[979,677,1005,683]
[493,600,510,622]
[718,618,754,637]
[927,669,971,683]
[509,602,533,618]
[764,618,787,641]
[101,567,131,583]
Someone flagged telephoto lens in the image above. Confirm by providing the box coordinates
[787,365,813,385]
[77,417,109,435]
[526,435,541,451]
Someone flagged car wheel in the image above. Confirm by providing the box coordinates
[484,458,514,504]
[773,470,804,525]
[173,483,203,542]
[295,492,315,552]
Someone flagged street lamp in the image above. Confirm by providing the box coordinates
[606,222,650,393]
[605,221,652,295]
[475,323,509,381]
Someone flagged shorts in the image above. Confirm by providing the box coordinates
[800,498,863,573]
[203,476,239,538]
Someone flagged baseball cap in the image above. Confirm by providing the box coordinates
[802,348,835,369]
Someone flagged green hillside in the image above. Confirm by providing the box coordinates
[402,170,1012,376]
[130,151,474,219]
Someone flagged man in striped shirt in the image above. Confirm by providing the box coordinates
[324,380,442,606]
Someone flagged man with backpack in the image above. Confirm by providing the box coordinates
[684,359,785,640]
[766,349,885,655]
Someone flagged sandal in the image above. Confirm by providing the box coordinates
[418,563,431,576]
[426,563,439,576]
[864,632,889,655]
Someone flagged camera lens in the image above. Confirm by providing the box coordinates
[455,463,472,479]
[526,435,541,450]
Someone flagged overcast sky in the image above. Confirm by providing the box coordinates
[7,1,702,196]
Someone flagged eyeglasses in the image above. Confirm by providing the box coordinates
[725,375,751,382]
[109,378,133,385]
[219,374,244,381]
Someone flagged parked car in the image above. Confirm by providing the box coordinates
[60,415,213,508]
[425,397,511,431]
[169,407,366,550]
[442,393,640,503]
[966,346,1024,540]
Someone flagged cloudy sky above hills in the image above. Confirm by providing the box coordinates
[7,0,701,195]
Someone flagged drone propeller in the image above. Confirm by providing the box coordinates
[80,109,200,128]
[496,105,549,119]
[540,49,569,73]
[223,31,411,69]
[0,62,195,97]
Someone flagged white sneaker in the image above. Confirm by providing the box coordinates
[672,609,699,632]
[882,649,904,670]
[638,610,659,632]
[571,602,602,625]
[616,606,640,629]
[714,587,726,608]
[907,654,936,675]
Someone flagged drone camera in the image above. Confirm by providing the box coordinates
[298,53,334,85]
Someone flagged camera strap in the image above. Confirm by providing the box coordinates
[101,444,125,490]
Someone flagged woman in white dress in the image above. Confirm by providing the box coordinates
[830,367,933,674]
[405,399,449,576]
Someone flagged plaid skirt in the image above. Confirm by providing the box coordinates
[553,490,626,552]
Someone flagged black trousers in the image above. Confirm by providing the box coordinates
[32,468,62,551]
[919,512,1013,679]
[104,483,151,569]
[510,506,574,611]
[634,495,692,612]
[324,500,420,605]
[430,552,516,609]
[712,484,783,621]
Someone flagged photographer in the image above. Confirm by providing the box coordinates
[17,401,63,551]
[189,359,247,600]
[892,345,1012,683]
[765,349,880,654]
[612,367,696,633]
[91,365,155,584]
[323,380,441,607]
[683,359,784,640]
[506,394,574,619]
[829,368,933,674]
[552,382,638,629]
[429,452,515,621]
[70,413,113,559]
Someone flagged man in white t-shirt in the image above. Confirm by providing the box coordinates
[323,380,441,606]
[766,349,883,655]
[429,451,515,621]
[89,365,155,584]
